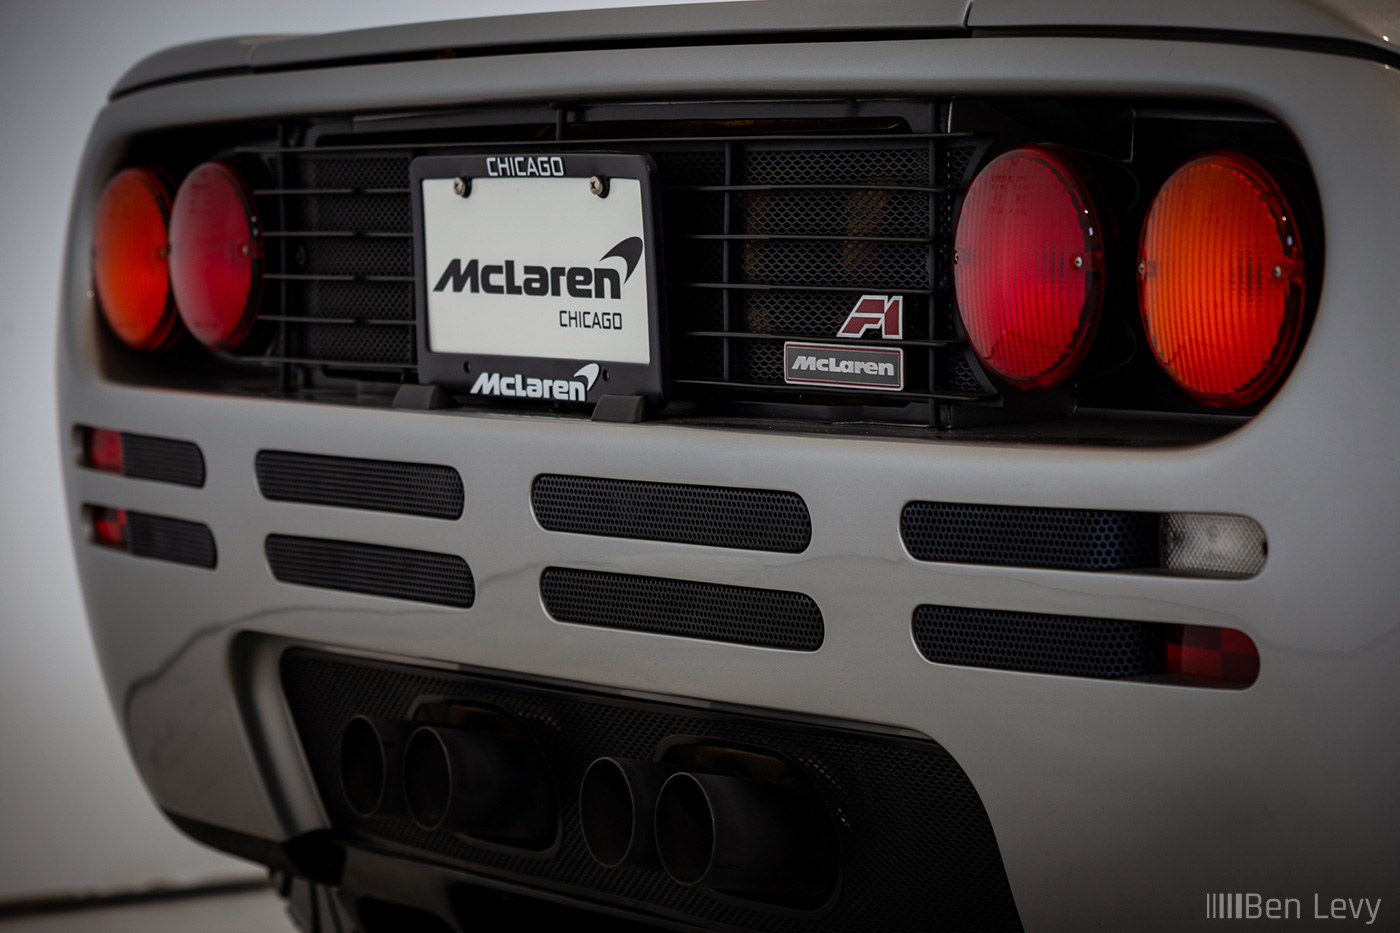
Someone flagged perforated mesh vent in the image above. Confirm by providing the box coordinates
[256,451,463,519]
[265,535,473,608]
[742,148,929,186]
[540,568,823,651]
[280,650,1023,933]
[532,474,809,552]
[120,433,205,487]
[913,604,1166,679]
[127,511,217,568]
[901,502,1160,571]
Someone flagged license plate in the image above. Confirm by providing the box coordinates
[411,153,664,403]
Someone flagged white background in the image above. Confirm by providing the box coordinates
[0,0,729,902]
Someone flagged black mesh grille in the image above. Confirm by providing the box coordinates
[279,649,1023,933]
[539,568,822,651]
[913,604,1166,679]
[901,501,1160,571]
[127,511,217,568]
[265,535,473,608]
[256,451,463,519]
[531,475,810,552]
[120,433,205,487]
[250,121,994,410]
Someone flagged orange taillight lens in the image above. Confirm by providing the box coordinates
[1138,152,1306,408]
[92,168,180,351]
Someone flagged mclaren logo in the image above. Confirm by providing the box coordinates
[784,342,902,391]
[470,363,600,401]
[433,237,644,301]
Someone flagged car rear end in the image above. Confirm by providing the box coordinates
[59,2,1400,930]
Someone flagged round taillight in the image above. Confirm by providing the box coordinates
[1138,151,1306,408]
[954,146,1107,390]
[169,162,263,351]
[92,168,180,351]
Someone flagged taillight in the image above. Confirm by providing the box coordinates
[82,427,123,474]
[953,146,1108,390]
[92,168,180,351]
[169,162,263,351]
[1138,151,1306,408]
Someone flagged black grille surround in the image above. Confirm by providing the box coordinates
[913,604,1167,679]
[279,648,1023,933]
[901,501,1161,571]
[531,474,811,553]
[540,567,823,651]
[265,535,474,608]
[256,450,464,519]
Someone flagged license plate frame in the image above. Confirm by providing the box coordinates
[411,152,665,404]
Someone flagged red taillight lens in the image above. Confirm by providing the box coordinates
[1166,624,1259,687]
[91,507,128,549]
[82,427,124,474]
[1139,152,1305,408]
[169,162,263,351]
[92,168,180,351]
[954,146,1107,390]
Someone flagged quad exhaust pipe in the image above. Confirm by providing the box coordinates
[579,756,837,899]
[335,714,556,847]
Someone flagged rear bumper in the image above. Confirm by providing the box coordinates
[61,33,1400,932]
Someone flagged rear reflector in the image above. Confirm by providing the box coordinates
[90,506,127,549]
[92,168,180,351]
[954,145,1107,390]
[83,428,124,474]
[1138,151,1306,408]
[1166,624,1260,686]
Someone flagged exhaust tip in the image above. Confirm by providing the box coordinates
[338,715,399,818]
[403,726,452,830]
[580,758,635,868]
[654,773,714,886]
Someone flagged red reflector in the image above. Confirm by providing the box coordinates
[169,162,263,351]
[92,168,180,351]
[83,428,124,474]
[91,507,128,550]
[1166,624,1259,687]
[953,146,1107,390]
[1139,152,1306,408]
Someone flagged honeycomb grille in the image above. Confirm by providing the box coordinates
[539,568,823,651]
[127,511,217,568]
[901,501,1160,571]
[913,604,1167,679]
[279,649,1023,933]
[256,451,464,519]
[120,433,205,487]
[265,535,474,608]
[531,474,810,552]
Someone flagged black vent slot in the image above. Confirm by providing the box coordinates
[265,535,474,608]
[913,604,1166,680]
[256,451,463,519]
[540,568,822,651]
[128,512,217,568]
[280,649,1023,933]
[119,432,205,487]
[531,474,810,552]
[901,501,1160,571]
